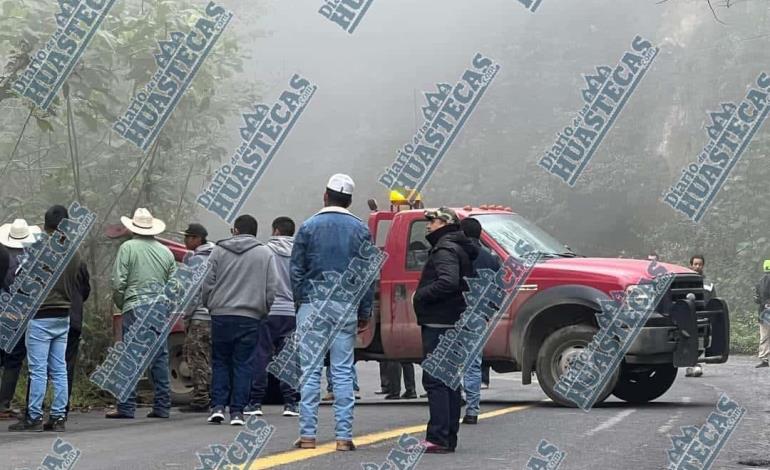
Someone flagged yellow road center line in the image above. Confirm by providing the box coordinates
[248,403,535,469]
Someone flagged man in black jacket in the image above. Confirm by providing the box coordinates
[64,261,90,416]
[413,207,477,453]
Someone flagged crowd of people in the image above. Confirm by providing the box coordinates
[1,173,769,453]
[0,174,491,453]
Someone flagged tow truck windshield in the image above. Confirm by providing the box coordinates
[473,213,575,260]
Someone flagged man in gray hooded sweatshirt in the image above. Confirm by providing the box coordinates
[201,215,278,426]
[246,217,300,417]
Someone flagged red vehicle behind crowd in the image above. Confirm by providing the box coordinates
[111,191,730,407]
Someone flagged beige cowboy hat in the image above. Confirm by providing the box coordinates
[0,219,42,249]
[120,208,166,236]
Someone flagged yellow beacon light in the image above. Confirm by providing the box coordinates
[388,189,423,211]
[389,189,421,205]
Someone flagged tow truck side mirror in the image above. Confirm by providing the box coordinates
[367,199,378,211]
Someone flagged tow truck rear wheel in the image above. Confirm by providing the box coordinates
[612,363,677,404]
[535,325,619,408]
[168,332,193,405]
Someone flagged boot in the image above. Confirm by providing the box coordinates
[0,367,21,411]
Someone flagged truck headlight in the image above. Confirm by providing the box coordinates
[625,283,656,312]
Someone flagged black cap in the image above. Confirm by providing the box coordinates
[181,223,207,238]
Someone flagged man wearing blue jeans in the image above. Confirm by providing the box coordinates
[202,215,277,426]
[459,218,500,425]
[106,208,176,420]
[9,206,81,432]
[290,174,374,451]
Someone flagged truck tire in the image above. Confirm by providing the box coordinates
[535,325,618,408]
[612,364,677,404]
[168,332,193,405]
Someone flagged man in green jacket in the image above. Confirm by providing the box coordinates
[106,208,176,419]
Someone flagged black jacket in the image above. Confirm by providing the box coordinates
[69,262,91,332]
[413,224,478,325]
[469,239,501,274]
[756,273,770,313]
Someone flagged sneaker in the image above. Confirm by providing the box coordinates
[355,392,361,400]
[8,416,43,432]
[43,415,66,432]
[462,415,478,425]
[230,412,245,426]
[244,405,263,416]
[757,360,769,368]
[384,393,401,400]
[282,405,299,417]
[207,406,225,424]
[480,382,490,390]
[401,391,417,399]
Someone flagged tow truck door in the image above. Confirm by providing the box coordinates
[379,212,426,360]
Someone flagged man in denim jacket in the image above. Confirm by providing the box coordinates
[290,174,374,451]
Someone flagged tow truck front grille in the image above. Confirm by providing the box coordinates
[655,274,705,314]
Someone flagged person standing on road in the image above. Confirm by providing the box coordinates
[246,217,301,417]
[689,255,716,301]
[202,215,278,426]
[382,360,416,400]
[685,254,713,378]
[290,174,375,451]
[64,258,90,417]
[106,208,176,420]
[755,260,770,368]
[413,207,478,453]
[9,206,81,432]
[459,217,500,424]
[178,223,214,413]
[0,219,41,420]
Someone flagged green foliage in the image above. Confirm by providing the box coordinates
[0,0,260,405]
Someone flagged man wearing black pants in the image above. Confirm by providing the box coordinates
[383,361,416,399]
[246,217,299,417]
[412,208,477,453]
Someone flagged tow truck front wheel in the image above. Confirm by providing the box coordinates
[535,325,619,408]
[612,363,677,404]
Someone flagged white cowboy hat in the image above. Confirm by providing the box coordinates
[0,219,42,249]
[120,208,166,236]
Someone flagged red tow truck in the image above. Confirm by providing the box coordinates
[354,192,729,406]
[114,191,729,406]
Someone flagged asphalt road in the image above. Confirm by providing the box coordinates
[1,355,769,470]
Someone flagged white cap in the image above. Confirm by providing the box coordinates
[326,173,355,196]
